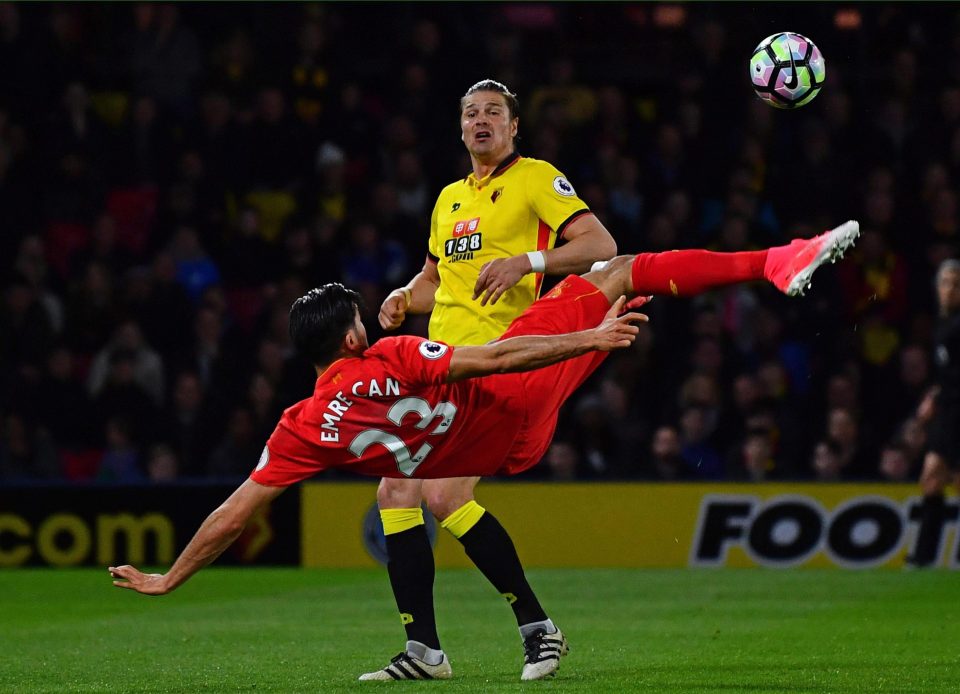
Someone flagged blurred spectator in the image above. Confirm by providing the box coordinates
[71,213,133,278]
[544,440,579,481]
[97,414,143,482]
[221,206,280,288]
[822,407,870,479]
[207,31,259,117]
[37,345,94,449]
[811,440,843,481]
[240,85,307,195]
[878,442,912,482]
[646,425,686,480]
[168,225,221,301]
[146,443,179,482]
[288,18,331,127]
[341,218,409,309]
[123,253,194,359]
[64,259,116,353]
[156,370,220,477]
[1,271,57,375]
[678,405,723,479]
[113,94,172,186]
[124,3,201,116]
[246,371,282,445]
[734,429,779,482]
[208,407,262,478]
[93,348,158,446]
[0,412,59,480]
[87,319,165,406]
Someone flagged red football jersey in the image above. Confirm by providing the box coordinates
[251,335,526,486]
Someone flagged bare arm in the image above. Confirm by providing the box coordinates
[446,296,645,383]
[379,258,441,330]
[538,213,618,275]
[109,479,285,595]
[474,213,617,306]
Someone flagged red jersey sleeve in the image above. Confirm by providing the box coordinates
[364,335,454,389]
[251,400,327,487]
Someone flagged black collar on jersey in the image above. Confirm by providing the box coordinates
[465,150,520,183]
[491,150,520,176]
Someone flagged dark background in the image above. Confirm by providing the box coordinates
[0,3,954,483]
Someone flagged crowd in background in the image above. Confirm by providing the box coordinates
[2,3,959,483]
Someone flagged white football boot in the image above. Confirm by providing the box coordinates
[358,651,452,681]
[520,628,569,681]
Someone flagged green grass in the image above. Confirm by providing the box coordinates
[2,568,959,692]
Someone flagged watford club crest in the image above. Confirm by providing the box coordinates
[491,187,503,204]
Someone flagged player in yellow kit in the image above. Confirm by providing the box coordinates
[425,149,597,344]
[362,80,616,682]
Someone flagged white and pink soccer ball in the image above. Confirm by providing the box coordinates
[750,32,825,109]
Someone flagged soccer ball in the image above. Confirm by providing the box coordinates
[750,32,825,109]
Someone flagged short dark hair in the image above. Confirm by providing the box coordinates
[461,79,519,121]
[289,283,362,365]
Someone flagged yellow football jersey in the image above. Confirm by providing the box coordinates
[427,153,590,345]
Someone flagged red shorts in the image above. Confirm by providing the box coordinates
[497,275,611,474]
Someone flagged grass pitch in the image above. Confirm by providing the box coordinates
[2,567,959,692]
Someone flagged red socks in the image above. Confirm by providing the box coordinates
[630,249,769,297]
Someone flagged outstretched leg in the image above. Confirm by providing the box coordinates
[585,220,860,305]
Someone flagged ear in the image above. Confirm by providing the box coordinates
[343,328,361,352]
[510,118,519,138]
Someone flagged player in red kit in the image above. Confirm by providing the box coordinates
[109,220,858,681]
[252,278,631,486]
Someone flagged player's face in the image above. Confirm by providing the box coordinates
[460,91,518,162]
[937,268,960,314]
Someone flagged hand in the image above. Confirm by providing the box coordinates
[473,256,530,306]
[378,289,410,331]
[592,296,648,352]
[109,565,171,596]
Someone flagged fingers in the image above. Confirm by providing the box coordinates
[378,296,405,330]
[109,565,138,589]
[605,295,626,318]
[378,311,401,331]
[487,284,508,306]
[473,263,492,299]
[618,311,649,324]
[479,285,497,306]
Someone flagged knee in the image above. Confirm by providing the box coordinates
[377,477,423,509]
[423,479,476,521]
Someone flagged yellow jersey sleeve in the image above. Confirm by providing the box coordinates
[523,160,591,239]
